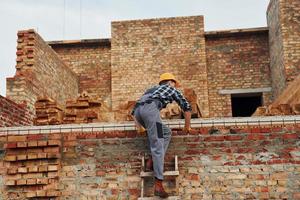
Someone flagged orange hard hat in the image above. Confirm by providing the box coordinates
[159,73,179,86]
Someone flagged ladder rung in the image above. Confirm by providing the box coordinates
[138,196,180,200]
[140,170,179,177]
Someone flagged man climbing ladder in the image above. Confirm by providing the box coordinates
[132,73,193,198]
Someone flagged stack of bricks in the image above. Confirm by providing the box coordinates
[0,95,34,127]
[252,104,300,116]
[160,102,182,119]
[64,93,102,124]
[114,101,136,121]
[184,88,201,118]
[3,133,61,199]
[34,97,63,125]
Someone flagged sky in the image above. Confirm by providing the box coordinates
[0,0,270,96]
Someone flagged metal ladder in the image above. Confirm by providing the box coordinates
[138,155,180,200]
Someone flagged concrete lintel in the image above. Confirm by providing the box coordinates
[219,87,272,95]
[1,115,300,135]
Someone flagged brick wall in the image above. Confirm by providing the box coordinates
[267,0,300,98]
[0,135,5,199]
[50,40,112,105]
[0,95,34,127]
[111,16,209,117]
[6,29,79,112]
[205,30,272,117]
[0,122,299,199]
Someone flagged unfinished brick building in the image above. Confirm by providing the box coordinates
[0,0,299,199]
[1,0,299,125]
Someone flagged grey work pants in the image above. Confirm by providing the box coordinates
[134,101,172,180]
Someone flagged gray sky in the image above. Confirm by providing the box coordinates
[0,0,270,96]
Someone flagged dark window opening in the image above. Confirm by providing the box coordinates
[231,93,262,117]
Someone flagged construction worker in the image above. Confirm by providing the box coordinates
[132,73,192,198]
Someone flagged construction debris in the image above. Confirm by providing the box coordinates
[252,104,300,116]
[253,74,300,116]
[34,97,63,125]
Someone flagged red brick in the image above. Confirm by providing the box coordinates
[5,155,16,161]
[16,154,27,161]
[27,153,38,160]
[44,147,60,153]
[26,192,37,198]
[4,142,17,149]
[28,141,38,147]
[28,166,38,172]
[37,140,48,146]
[247,134,265,140]
[36,178,48,185]
[16,179,27,185]
[17,142,27,148]
[5,180,16,186]
[18,167,27,173]
[36,190,47,196]
[26,179,37,185]
[283,133,298,139]
[48,165,59,171]
[7,135,26,142]
[224,135,243,141]
[27,134,44,140]
[38,165,48,172]
[48,140,61,146]
[96,170,106,176]
[46,190,60,197]
[204,136,225,142]
[37,153,47,159]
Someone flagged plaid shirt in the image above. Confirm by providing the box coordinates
[150,84,192,112]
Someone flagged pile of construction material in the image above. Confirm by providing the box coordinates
[253,74,300,116]
[115,101,136,121]
[160,88,202,119]
[184,88,202,118]
[252,104,300,116]
[160,102,182,119]
[63,93,102,124]
[34,97,63,125]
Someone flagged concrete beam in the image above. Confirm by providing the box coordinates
[219,87,272,95]
[0,115,299,135]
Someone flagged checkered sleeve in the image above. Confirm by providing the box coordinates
[172,88,192,112]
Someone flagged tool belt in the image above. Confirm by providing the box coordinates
[136,99,154,106]
[131,99,162,115]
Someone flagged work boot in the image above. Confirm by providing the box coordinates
[146,158,153,171]
[154,178,169,198]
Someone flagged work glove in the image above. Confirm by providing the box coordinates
[183,126,197,134]
[137,126,146,134]
[183,126,192,133]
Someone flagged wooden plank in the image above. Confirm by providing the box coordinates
[140,171,179,177]
[272,74,300,106]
